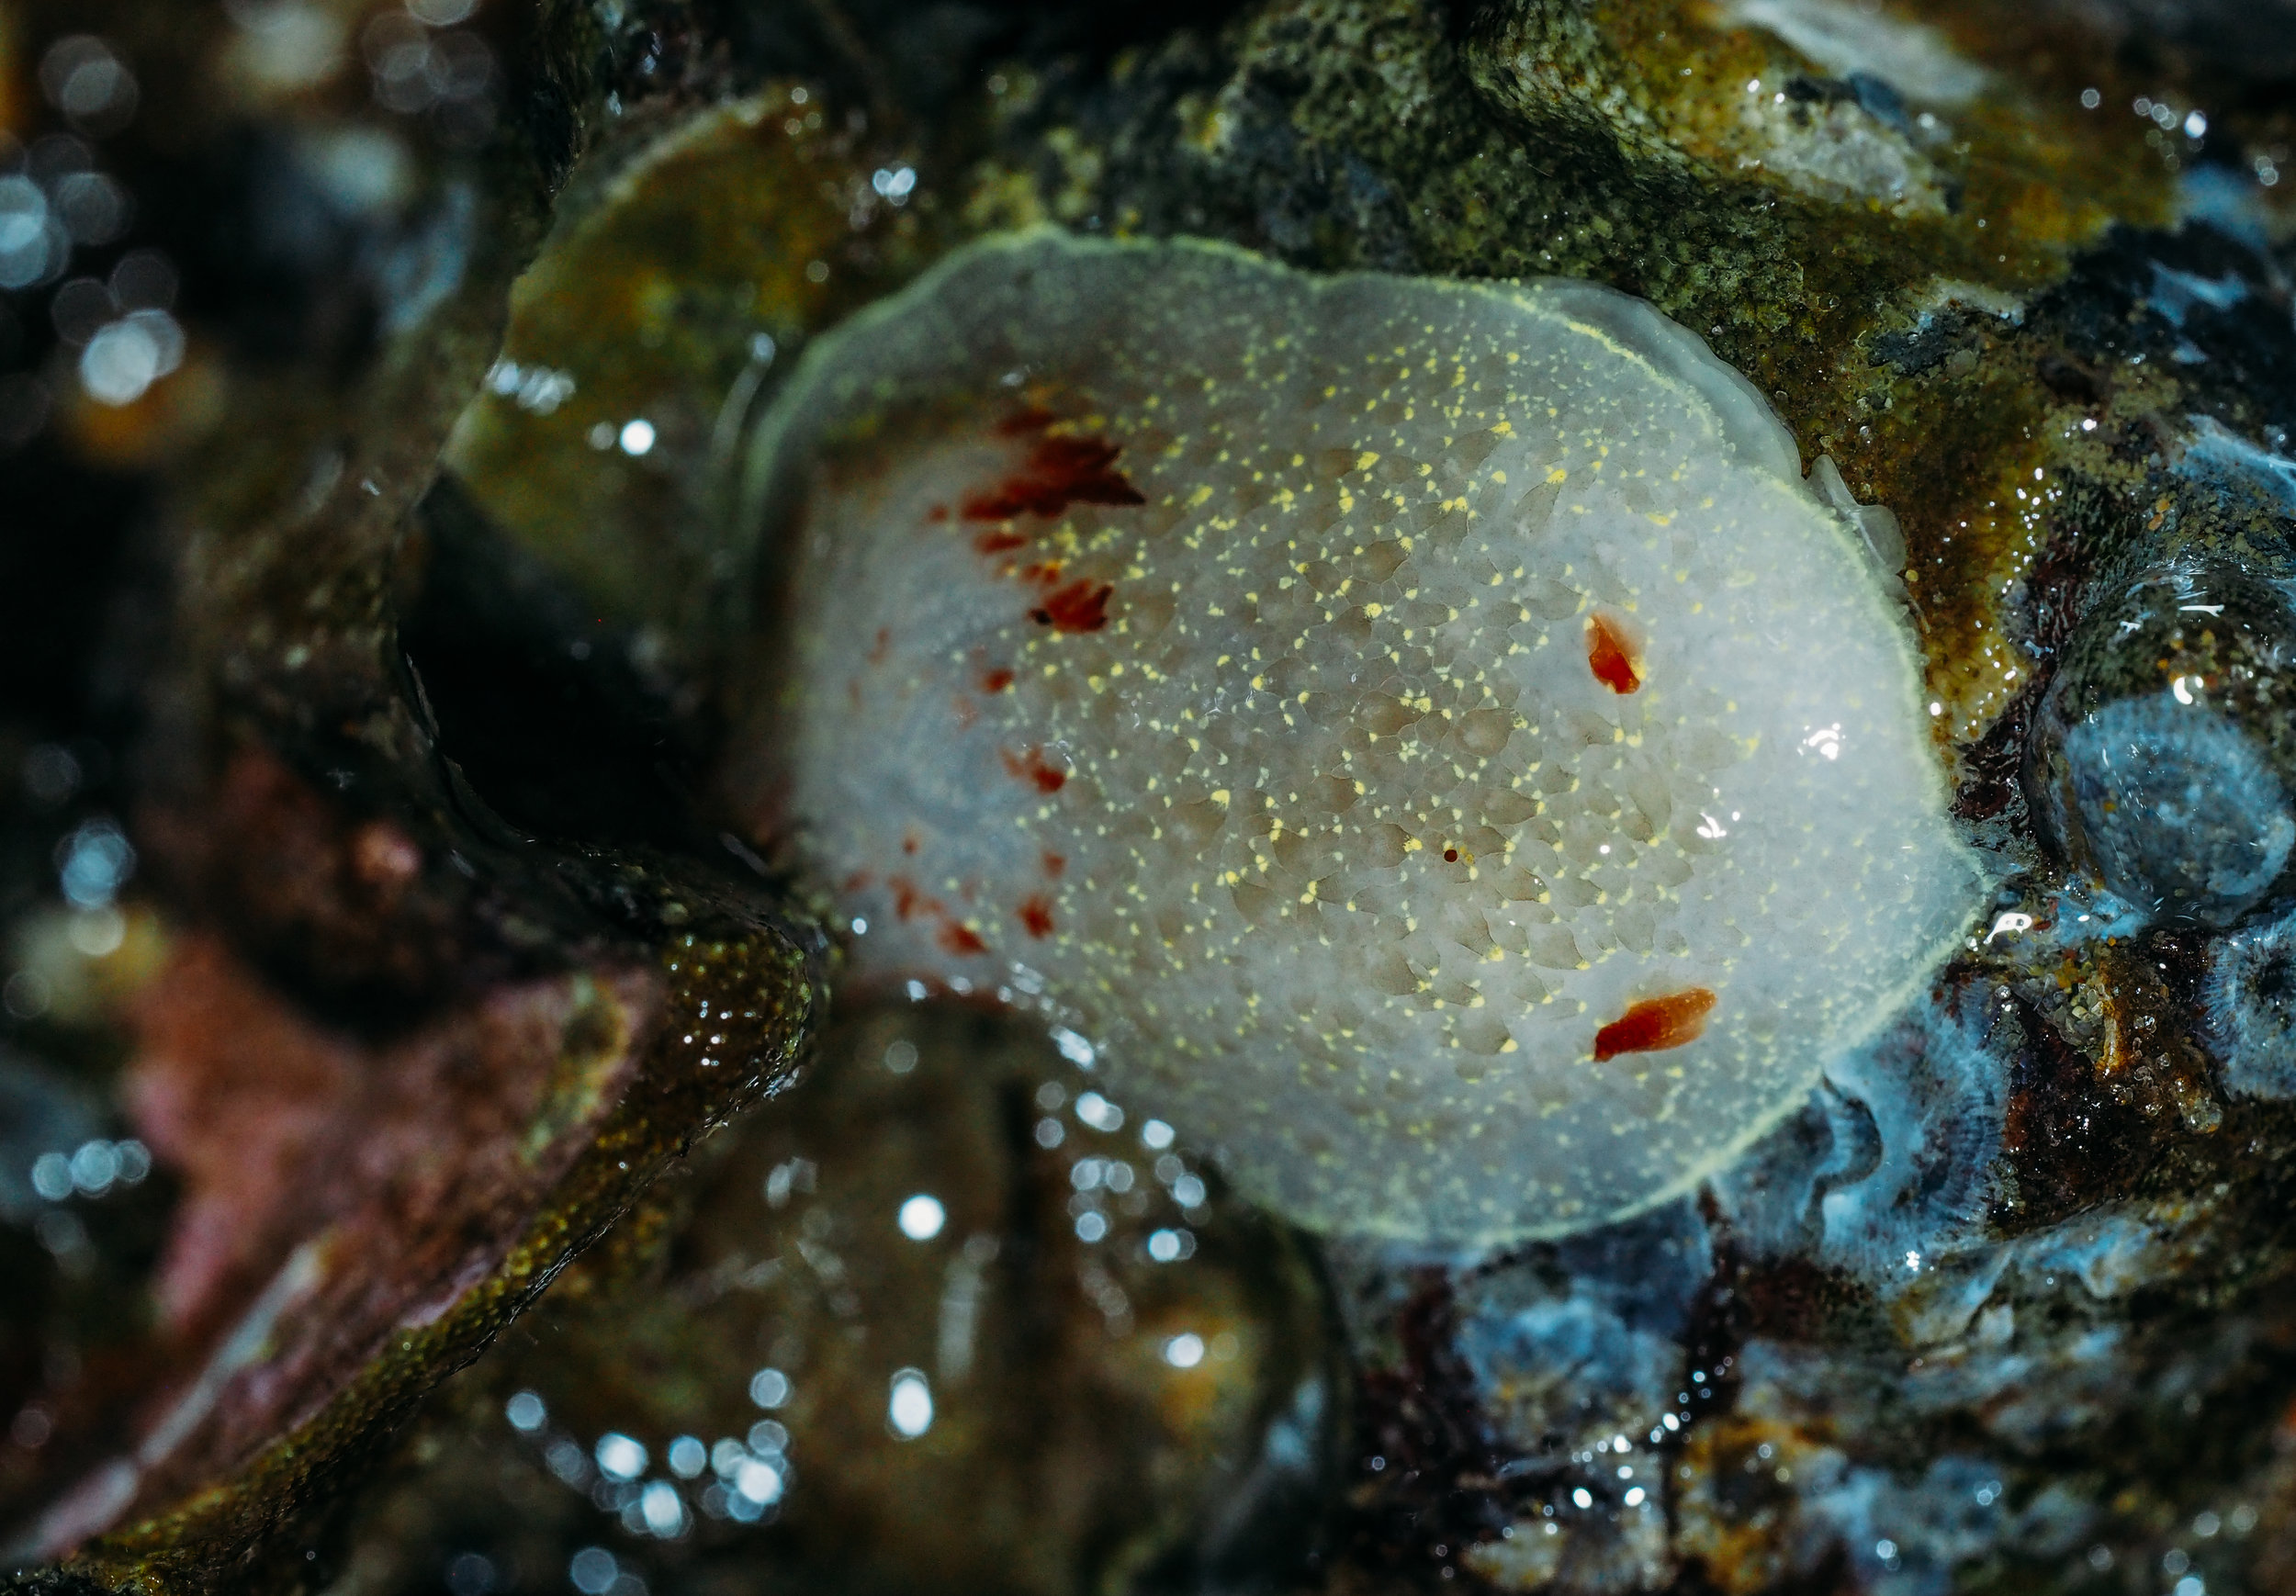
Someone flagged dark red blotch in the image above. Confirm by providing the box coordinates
[1593,989,1715,1062]
[1030,579,1114,634]
[962,413,1146,523]
[1002,747,1068,793]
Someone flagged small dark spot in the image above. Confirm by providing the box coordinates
[1443,847,1459,862]
[892,877,925,920]
[1019,895,1054,938]
[982,668,1015,692]
[1002,747,1068,793]
[1782,75,1845,106]
[938,920,988,956]
[2036,352,2108,404]
[1869,310,1978,376]
[2254,949,2296,1014]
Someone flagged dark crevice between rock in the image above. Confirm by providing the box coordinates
[693,0,1249,129]
[397,473,727,860]
[1346,1272,1522,1587]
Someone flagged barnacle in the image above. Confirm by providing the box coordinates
[1715,977,2011,1283]
[2203,912,2296,1097]
[2028,556,2296,928]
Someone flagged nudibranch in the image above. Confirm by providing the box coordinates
[732,230,1978,1244]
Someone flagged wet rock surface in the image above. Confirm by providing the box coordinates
[0,0,2293,1592]
[306,1001,1344,1596]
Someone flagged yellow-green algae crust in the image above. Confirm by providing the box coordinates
[739,230,1981,1245]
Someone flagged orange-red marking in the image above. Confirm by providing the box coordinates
[1586,612,1642,694]
[1018,895,1054,938]
[1593,988,1716,1061]
[1041,851,1065,878]
[982,668,1016,693]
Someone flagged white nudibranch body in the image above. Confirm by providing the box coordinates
[737,230,1978,1244]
